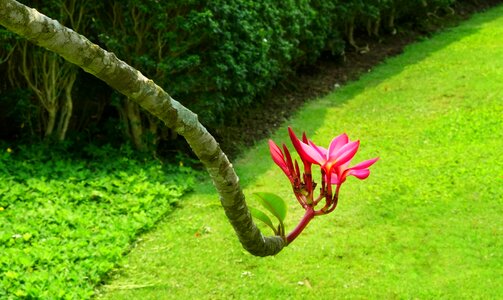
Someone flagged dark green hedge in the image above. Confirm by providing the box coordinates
[0,0,476,142]
[89,0,464,125]
[93,1,330,124]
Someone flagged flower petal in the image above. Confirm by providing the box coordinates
[347,169,370,180]
[282,144,294,173]
[330,140,360,167]
[268,140,289,175]
[288,127,305,156]
[288,127,324,165]
[351,157,379,170]
[329,173,342,185]
[298,140,325,165]
[328,133,349,159]
[308,140,327,159]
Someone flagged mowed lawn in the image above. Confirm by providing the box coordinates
[98,5,503,299]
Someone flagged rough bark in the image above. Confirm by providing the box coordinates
[0,0,285,256]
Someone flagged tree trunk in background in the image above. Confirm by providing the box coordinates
[147,114,160,147]
[57,71,76,140]
[18,40,81,139]
[20,43,60,137]
[125,99,146,151]
[45,107,57,137]
[0,0,285,256]
[7,0,92,140]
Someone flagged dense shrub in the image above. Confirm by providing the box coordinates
[0,0,478,146]
[94,1,325,125]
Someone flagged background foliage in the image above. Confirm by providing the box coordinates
[0,0,474,149]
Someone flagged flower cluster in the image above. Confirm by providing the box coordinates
[269,127,378,243]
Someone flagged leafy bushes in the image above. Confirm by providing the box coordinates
[0,0,478,146]
[0,143,195,298]
[94,1,324,126]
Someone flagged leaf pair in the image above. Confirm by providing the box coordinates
[250,192,287,238]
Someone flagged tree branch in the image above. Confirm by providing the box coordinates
[0,0,285,256]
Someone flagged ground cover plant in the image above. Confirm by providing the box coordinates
[98,5,503,299]
[0,144,194,298]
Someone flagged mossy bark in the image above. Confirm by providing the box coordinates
[0,0,285,256]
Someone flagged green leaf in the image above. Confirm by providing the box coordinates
[253,192,287,223]
[249,207,276,233]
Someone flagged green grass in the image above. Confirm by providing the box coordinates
[0,144,194,299]
[97,5,503,299]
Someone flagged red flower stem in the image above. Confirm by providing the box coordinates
[293,191,308,209]
[326,171,333,202]
[286,207,315,245]
[318,171,333,212]
[313,193,324,206]
[320,169,327,204]
[326,184,342,213]
[304,173,313,201]
[304,161,313,194]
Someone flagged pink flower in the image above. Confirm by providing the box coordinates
[331,157,379,185]
[266,127,379,244]
[288,127,360,174]
[268,140,290,177]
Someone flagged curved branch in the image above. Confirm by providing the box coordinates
[0,0,285,256]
